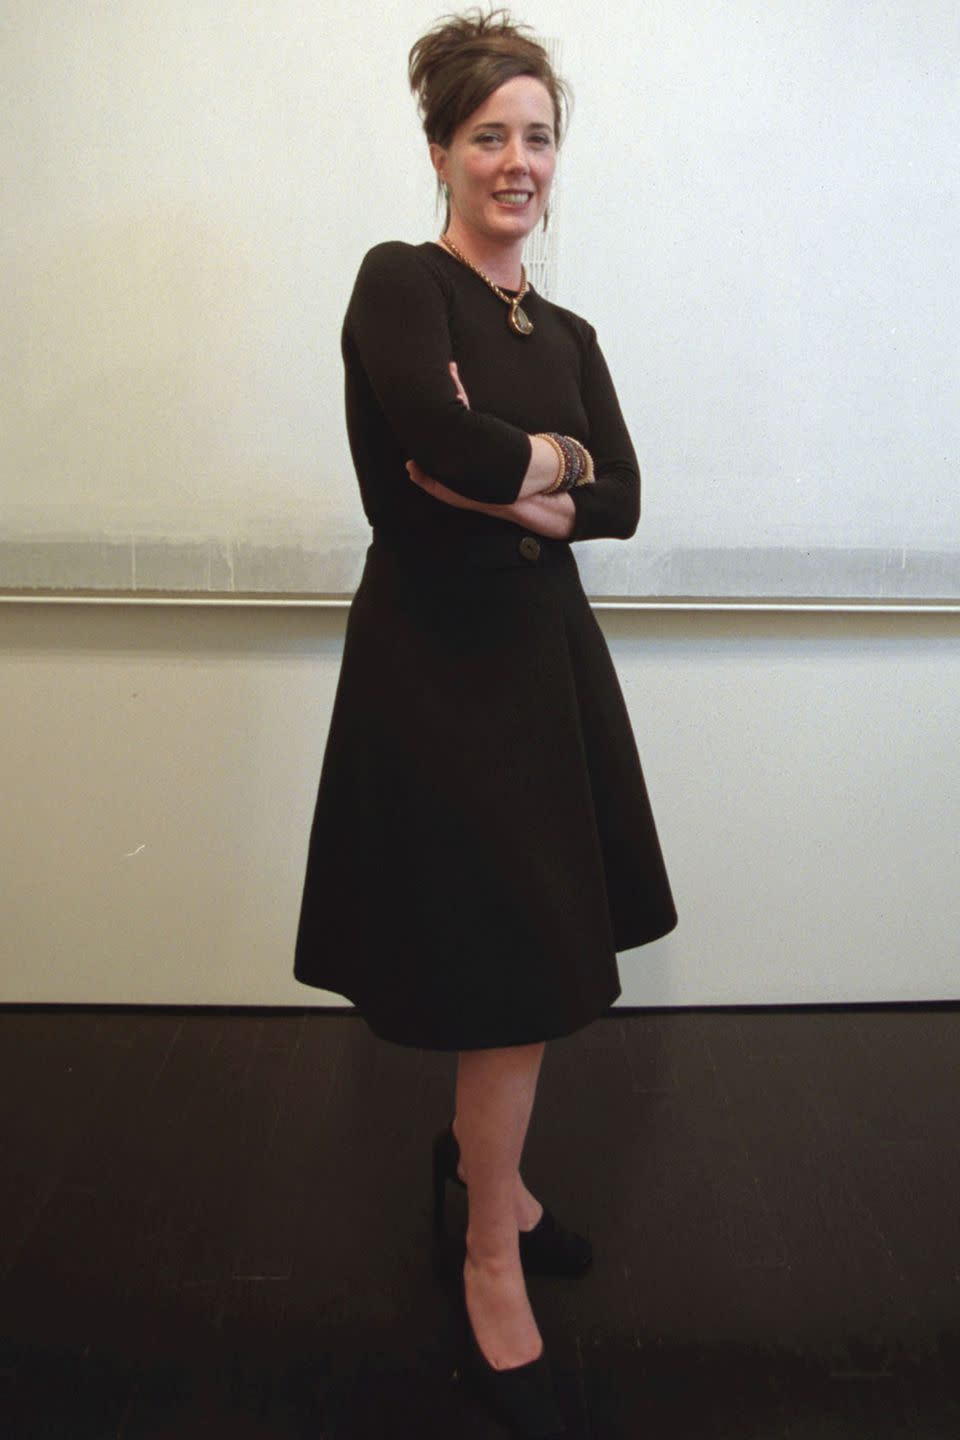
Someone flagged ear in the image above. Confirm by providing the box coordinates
[428,141,447,183]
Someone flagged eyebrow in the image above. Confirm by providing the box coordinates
[470,121,554,133]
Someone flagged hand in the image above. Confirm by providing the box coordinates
[501,491,576,540]
[405,459,493,512]
[404,358,477,508]
[405,462,575,538]
[449,361,469,408]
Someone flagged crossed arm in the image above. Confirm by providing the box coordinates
[405,362,575,540]
[347,243,638,541]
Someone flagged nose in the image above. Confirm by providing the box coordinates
[502,135,530,174]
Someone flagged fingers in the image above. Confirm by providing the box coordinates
[449,361,470,408]
[406,459,435,491]
[405,461,486,513]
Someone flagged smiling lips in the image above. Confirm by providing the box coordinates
[493,190,533,206]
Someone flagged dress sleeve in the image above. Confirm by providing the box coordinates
[344,243,532,504]
[569,326,641,542]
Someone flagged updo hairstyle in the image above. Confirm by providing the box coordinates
[408,8,571,230]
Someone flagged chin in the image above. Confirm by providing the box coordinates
[490,208,543,239]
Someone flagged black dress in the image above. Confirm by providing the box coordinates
[293,241,677,1050]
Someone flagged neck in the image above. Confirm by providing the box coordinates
[442,222,525,290]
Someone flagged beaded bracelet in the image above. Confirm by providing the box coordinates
[536,433,568,493]
[553,434,582,486]
[535,433,596,493]
[571,438,595,487]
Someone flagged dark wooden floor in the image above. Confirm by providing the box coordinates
[0,1005,958,1438]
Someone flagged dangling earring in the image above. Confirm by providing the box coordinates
[542,203,550,234]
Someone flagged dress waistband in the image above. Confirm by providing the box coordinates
[369,526,572,574]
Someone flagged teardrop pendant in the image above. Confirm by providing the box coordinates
[509,302,534,337]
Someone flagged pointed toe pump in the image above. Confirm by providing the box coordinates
[455,1274,567,1437]
[432,1120,593,1278]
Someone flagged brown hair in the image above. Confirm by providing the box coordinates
[408,7,571,228]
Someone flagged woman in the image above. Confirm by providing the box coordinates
[294,10,677,1434]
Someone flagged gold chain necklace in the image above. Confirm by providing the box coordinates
[438,233,534,337]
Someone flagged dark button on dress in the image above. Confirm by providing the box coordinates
[293,241,677,1051]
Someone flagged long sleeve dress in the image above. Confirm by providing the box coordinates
[293,240,677,1051]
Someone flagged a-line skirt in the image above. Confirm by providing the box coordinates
[293,526,677,1051]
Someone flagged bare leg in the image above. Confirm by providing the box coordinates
[453,1040,547,1371]
[452,1120,544,1234]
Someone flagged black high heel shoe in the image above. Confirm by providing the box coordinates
[454,1261,567,1438]
[432,1120,593,1277]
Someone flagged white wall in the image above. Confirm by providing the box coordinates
[5,0,959,600]
[2,600,957,1008]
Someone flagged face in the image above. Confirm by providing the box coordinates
[430,75,557,246]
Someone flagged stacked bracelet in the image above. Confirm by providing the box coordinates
[537,433,566,491]
[535,432,596,494]
[573,439,595,487]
